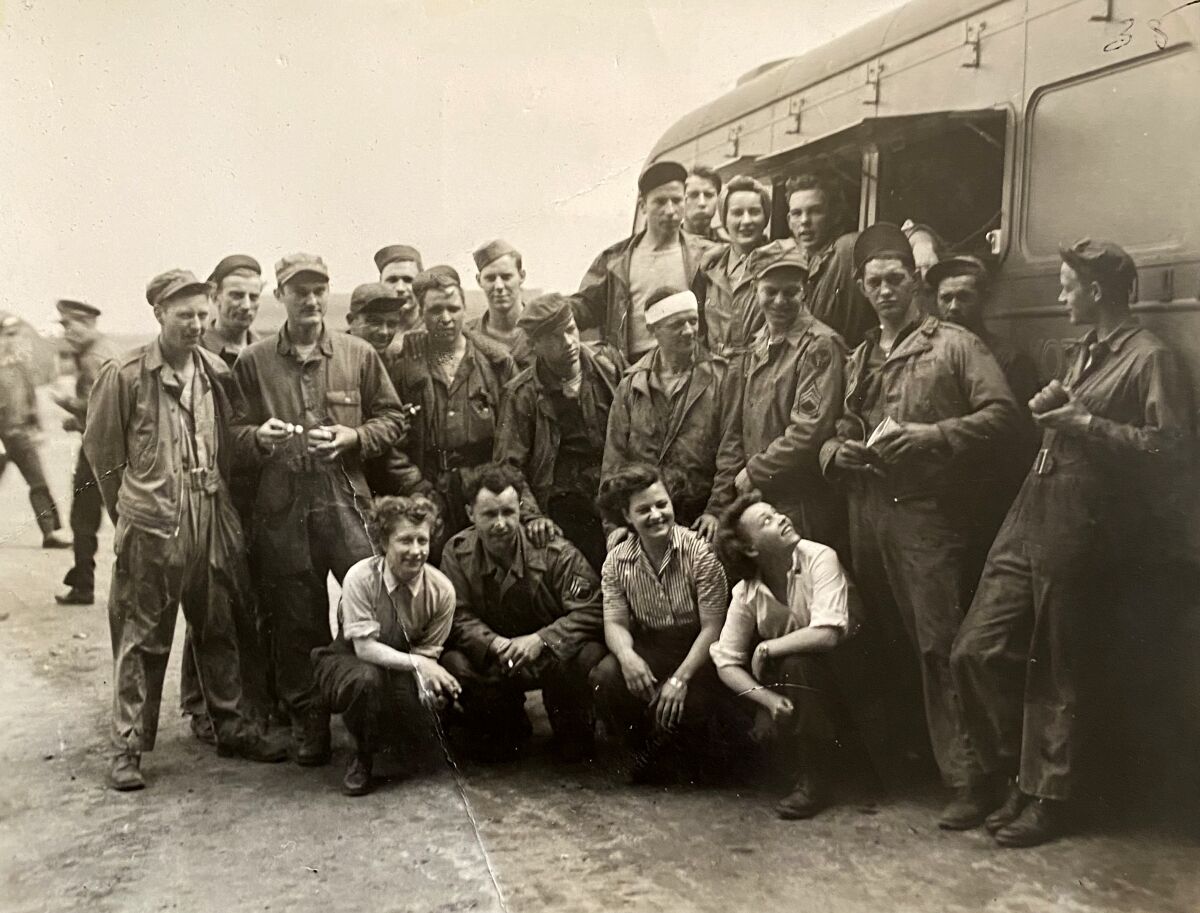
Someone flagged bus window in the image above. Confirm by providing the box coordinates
[767,147,862,243]
[1024,51,1199,258]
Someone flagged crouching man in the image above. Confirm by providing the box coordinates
[712,493,857,820]
[439,463,606,763]
[313,495,460,797]
[85,270,288,790]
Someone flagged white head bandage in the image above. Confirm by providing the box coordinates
[644,290,698,327]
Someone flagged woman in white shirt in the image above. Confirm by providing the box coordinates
[711,492,858,819]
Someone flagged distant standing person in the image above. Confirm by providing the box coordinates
[572,160,713,363]
[0,315,70,549]
[52,299,117,605]
[201,254,264,367]
[683,165,725,243]
[470,239,531,367]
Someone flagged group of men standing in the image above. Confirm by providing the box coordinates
[38,155,1190,851]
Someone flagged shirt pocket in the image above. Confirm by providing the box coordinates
[326,389,363,428]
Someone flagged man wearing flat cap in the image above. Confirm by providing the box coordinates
[231,253,405,766]
[494,293,624,571]
[604,287,727,541]
[712,252,848,551]
[817,223,1020,827]
[373,244,424,354]
[51,300,117,605]
[950,239,1193,847]
[470,239,531,368]
[84,269,288,790]
[571,160,714,363]
[202,254,264,367]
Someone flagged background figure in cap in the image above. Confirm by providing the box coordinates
[51,300,118,604]
[84,269,288,790]
[469,239,532,368]
[712,253,848,553]
[493,292,624,572]
[603,287,727,540]
[389,266,517,560]
[571,159,714,363]
[232,253,405,767]
[817,223,1020,826]
[374,244,424,356]
[698,174,772,356]
[0,315,70,549]
[951,239,1194,848]
[682,165,728,243]
[202,255,263,367]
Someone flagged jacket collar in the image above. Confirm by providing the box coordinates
[1078,318,1141,355]
[276,323,333,359]
[145,338,231,379]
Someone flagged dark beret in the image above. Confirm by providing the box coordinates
[925,255,991,291]
[853,223,916,274]
[374,244,423,273]
[1059,238,1137,295]
[145,269,211,308]
[207,254,261,286]
[55,299,101,320]
[638,160,688,196]
[517,293,574,339]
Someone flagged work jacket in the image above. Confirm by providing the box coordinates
[61,334,119,430]
[697,242,768,356]
[0,344,39,434]
[818,315,1020,502]
[603,348,728,521]
[570,229,713,361]
[84,341,254,535]
[440,526,604,668]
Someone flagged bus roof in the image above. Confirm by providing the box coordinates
[647,0,998,162]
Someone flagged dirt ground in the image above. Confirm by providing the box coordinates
[1,395,1198,913]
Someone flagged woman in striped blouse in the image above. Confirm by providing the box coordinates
[589,463,729,783]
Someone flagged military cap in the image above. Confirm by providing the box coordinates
[925,254,991,291]
[473,239,520,272]
[1059,238,1138,296]
[55,299,101,320]
[145,269,211,308]
[755,249,807,281]
[374,244,423,273]
[208,254,262,286]
[517,293,575,338]
[349,282,400,318]
[275,252,329,287]
[638,160,688,196]
[853,222,916,273]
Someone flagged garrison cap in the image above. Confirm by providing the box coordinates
[755,249,807,281]
[55,299,101,320]
[517,293,575,339]
[853,222,916,273]
[374,244,423,273]
[275,252,329,287]
[208,254,262,287]
[638,160,688,196]
[145,269,211,308]
[349,282,400,318]
[1059,238,1138,296]
[473,239,520,272]
[925,254,991,291]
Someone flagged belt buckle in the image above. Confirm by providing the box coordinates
[1033,448,1054,476]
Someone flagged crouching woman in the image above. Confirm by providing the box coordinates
[589,464,729,783]
[312,495,462,796]
[711,492,857,819]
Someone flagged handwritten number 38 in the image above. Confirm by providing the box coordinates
[1105,18,1169,52]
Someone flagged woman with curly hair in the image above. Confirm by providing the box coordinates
[312,495,461,796]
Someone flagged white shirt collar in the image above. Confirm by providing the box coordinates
[382,558,424,597]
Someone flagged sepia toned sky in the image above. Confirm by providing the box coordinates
[1,0,905,334]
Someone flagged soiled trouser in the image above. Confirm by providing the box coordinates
[757,654,838,746]
[179,587,271,724]
[108,486,247,755]
[848,486,976,787]
[0,430,61,535]
[63,449,103,592]
[951,477,1101,801]
[441,641,607,745]
[312,649,434,755]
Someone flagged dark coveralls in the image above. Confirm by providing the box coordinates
[713,313,848,551]
[602,348,728,525]
[232,327,403,727]
[951,321,1192,800]
[494,345,622,571]
[0,345,62,537]
[390,331,514,555]
[817,315,1020,786]
[60,334,118,594]
[439,527,606,746]
[84,342,259,756]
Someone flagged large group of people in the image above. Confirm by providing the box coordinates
[14,156,1191,853]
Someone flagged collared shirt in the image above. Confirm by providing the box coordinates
[338,555,455,658]
[601,524,728,631]
[201,325,258,368]
[159,353,216,472]
[709,540,852,670]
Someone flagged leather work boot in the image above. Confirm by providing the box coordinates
[985,781,1029,834]
[775,767,826,820]
[54,587,94,606]
[341,753,374,797]
[938,774,1005,830]
[108,753,146,791]
[217,729,290,763]
[294,714,332,767]
[994,798,1067,848]
[189,713,216,745]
